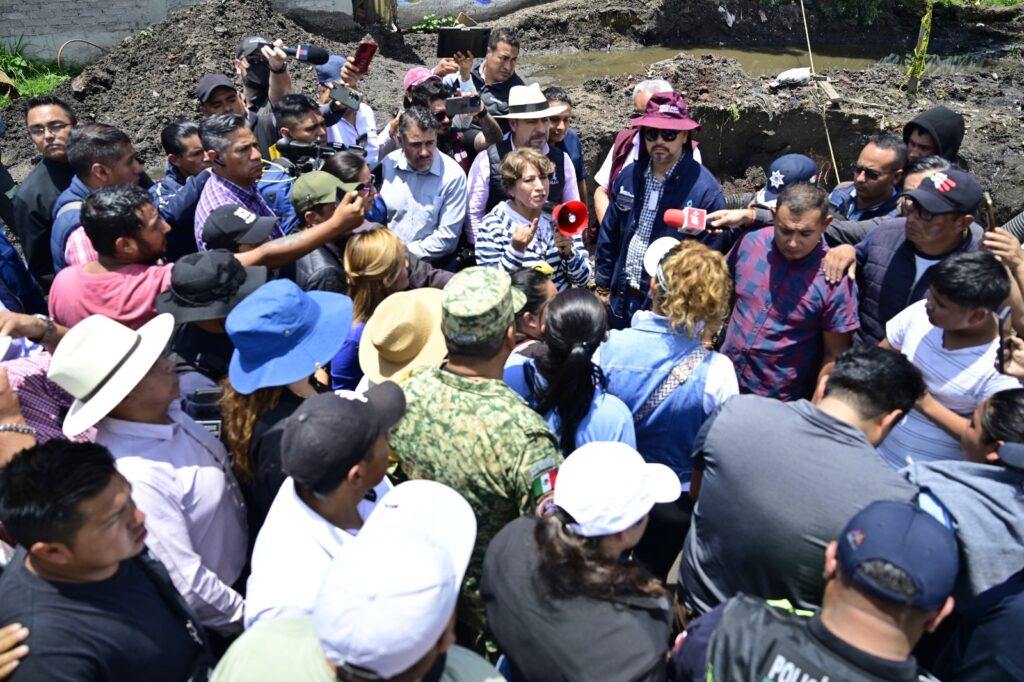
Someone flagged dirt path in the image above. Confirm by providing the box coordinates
[2,0,1022,217]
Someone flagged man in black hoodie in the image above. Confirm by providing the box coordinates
[903,105,965,164]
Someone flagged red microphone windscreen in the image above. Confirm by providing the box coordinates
[663,208,685,228]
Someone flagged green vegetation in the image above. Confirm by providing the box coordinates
[0,41,78,109]
[934,0,1023,6]
[409,14,460,33]
[776,0,1020,26]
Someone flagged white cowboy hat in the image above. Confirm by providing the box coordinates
[494,83,569,120]
[47,313,176,437]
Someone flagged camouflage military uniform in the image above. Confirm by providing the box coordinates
[390,267,561,651]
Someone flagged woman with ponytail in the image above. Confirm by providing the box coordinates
[504,288,635,454]
[482,442,679,682]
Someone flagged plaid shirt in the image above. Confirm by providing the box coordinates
[63,226,99,267]
[721,226,860,401]
[4,353,95,443]
[194,173,282,250]
[623,158,681,288]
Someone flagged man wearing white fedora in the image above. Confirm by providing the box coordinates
[47,313,249,635]
[465,83,581,245]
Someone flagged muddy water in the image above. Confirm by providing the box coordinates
[524,45,893,86]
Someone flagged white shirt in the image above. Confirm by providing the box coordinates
[379,147,467,262]
[326,103,380,167]
[243,476,392,629]
[877,299,1020,469]
[96,404,248,632]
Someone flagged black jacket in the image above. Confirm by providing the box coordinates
[481,517,671,682]
[294,243,347,294]
[11,157,75,288]
[854,217,981,345]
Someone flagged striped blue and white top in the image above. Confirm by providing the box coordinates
[476,201,591,291]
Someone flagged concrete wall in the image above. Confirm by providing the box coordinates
[395,0,547,24]
[0,0,353,64]
[0,0,546,64]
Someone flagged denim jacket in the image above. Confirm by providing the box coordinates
[600,314,712,483]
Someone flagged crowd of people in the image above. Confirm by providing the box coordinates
[0,23,1020,681]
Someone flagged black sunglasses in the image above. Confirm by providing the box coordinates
[643,128,679,142]
[851,163,884,181]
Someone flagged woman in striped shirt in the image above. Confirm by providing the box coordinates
[476,148,591,291]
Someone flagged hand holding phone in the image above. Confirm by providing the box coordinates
[330,85,362,111]
[353,35,378,75]
[445,95,481,118]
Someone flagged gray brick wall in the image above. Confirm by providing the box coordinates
[0,0,353,63]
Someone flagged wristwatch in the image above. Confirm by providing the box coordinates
[31,314,56,346]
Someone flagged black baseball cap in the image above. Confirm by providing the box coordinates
[196,74,236,104]
[202,205,277,252]
[238,36,270,89]
[903,168,983,216]
[281,382,406,494]
[156,250,267,324]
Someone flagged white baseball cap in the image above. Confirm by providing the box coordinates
[313,480,476,679]
[643,237,682,279]
[555,442,681,537]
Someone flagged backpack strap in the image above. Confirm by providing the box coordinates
[633,346,709,425]
[55,200,82,219]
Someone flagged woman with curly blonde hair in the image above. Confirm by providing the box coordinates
[599,238,739,580]
[329,228,409,390]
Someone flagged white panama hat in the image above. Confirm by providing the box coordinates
[48,313,176,437]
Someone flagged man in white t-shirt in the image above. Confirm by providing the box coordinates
[244,383,405,628]
[878,251,1019,468]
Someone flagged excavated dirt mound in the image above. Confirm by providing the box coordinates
[2,0,1023,219]
[0,0,419,180]
[563,53,1024,218]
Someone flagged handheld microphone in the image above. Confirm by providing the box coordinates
[664,207,707,235]
[281,44,330,65]
[663,209,685,229]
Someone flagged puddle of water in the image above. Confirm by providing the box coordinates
[522,45,977,87]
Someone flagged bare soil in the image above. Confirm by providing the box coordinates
[2,0,1023,218]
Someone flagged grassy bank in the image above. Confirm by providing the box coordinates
[0,43,78,110]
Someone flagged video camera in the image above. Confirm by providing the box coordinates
[274,138,366,175]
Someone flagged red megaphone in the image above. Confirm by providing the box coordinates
[552,201,589,237]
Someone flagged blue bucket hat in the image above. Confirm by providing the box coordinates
[226,279,352,395]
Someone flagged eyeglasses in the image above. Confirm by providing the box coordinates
[642,128,679,142]
[903,197,947,221]
[851,163,884,181]
[28,121,70,137]
[434,110,450,123]
[337,182,375,196]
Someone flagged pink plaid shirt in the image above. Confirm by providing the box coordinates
[3,353,95,443]
[64,226,99,267]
